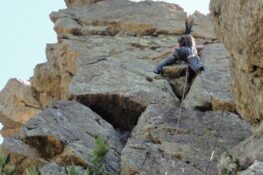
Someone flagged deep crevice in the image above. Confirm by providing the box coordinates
[167,68,198,101]
[76,94,146,132]
[194,104,213,112]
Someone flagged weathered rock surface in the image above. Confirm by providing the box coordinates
[64,0,104,7]
[121,104,252,175]
[69,43,178,130]
[190,11,217,40]
[0,78,41,124]
[2,101,123,174]
[0,0,238,175]
[0,113,21,137]
[28,0,216,110]
[210,0,263,124]
[51,0,215,39]
[184,43,236,112]
[218,134,263,174]
[2,137,45,175]
[31,43,77,107]
[238,161,263,175]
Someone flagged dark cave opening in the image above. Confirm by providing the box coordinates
[76,94,146,132]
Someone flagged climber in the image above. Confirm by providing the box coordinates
[152,19,204,74]
[152,34,204,74]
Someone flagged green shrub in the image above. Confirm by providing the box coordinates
[25,167,41,175]
[65,137,112,175]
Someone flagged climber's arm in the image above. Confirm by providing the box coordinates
[150,48,172,60]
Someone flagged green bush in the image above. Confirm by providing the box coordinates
[66,137,112,175]
[25,167,41,175]
[0,150,15,175]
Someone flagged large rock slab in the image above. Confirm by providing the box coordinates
[190,11,217,40]
[51,0,187,37]
[210,0,263,124]
[21,100,122,174]
[70,57,177,130]
[1,137,45,175]
[238,161,263,175]
[184,43,236,112]
[31,43,77,107]
[218,134,263,174]
[0,79,41,136]
[64,0,104,7]
[121,104,252,175]
[31,0,217,111]
[51,0,215,40]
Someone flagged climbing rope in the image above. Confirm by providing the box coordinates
[167,66,189,175]
[176,66,189,130]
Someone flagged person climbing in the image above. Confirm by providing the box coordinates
[152,19,204,74]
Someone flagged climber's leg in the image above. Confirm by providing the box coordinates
[153,55,178,74]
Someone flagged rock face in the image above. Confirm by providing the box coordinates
[210,1,263,174]
[218,133,263,174]
[184,43,236,112]
[64,0,104,7]
[0,79,41,124]
[121,104,251,175]
[0,0,244,175]
[2,101,122,174]
[210,0,263,124]
[238,161,263,175]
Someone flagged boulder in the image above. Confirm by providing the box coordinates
[238,161,263,175]
[1,137,45,175]
[0,79,41,126]
[1,100,124,174]
[190,11,217,40]
[53,0,216,40]
[162,64,188,78]
[121,104,252,174]
[31,43,77,107]
[21,100,122,174]
[218,134,263,174]
[70,57,177,130]
[0,113,21,137]
[184,43,236,112]
[210,0,263,124]
[51,0,187,37]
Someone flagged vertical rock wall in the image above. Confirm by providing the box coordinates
[210,0,263,124]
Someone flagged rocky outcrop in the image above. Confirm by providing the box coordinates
[210,0,263,124]
[121,104,251,175]
[0,79,41,124]
[64,0,104,7]
[238,161,263,175]
[190,11,217,40]
[2,101,122,174]
[31,43,77,107]
[210,1,263,174]
[218,133,263,174]
[184,43,236,112]
[0,0,240,174]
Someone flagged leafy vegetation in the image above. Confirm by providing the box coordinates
[65,137,112,175]
[0,150,15,175]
